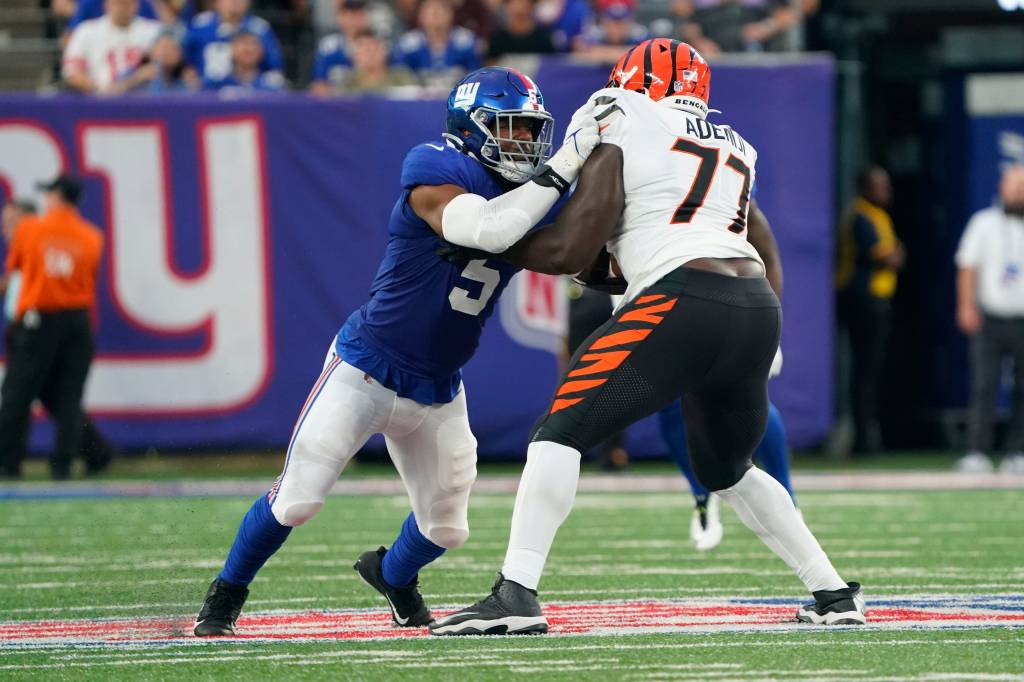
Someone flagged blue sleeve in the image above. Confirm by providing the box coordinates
[180,0,197,22]
[139,0,157,20]
[312,52,329,81]
[183,27,203,69]
[69,0,100,28]
[559,0,591,41]
[261,31,284,72]
[401,145,474,191]
[392,46,416,70]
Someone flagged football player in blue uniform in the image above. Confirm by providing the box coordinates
[193,67,600,636]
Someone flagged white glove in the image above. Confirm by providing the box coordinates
[544,100,600,185]
[769,347,783,379]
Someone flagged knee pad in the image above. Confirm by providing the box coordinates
[436,419,478,493]
[426,525,469,550]
[271,500,323,527]
[421,489,471,549]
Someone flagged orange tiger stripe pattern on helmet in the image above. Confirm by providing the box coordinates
[548,296,680,415]
[606,39,710,107]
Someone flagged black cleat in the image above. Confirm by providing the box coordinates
[429,573,548,636]
[194,578,249,636]
[354,546,433,627]
[796,581,867,625]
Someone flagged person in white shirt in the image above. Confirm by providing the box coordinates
[62,0,162,94]
[955,163,1024,474]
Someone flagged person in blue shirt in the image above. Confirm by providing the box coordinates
[309,0,370,95]
[202,29,286,92]
[182,0,284,81]
[392,0,480,89]
[68,0,158,28]
[535,0,591,51]
[192,66,600,636]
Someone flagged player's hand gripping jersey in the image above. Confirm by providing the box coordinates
[590,87,764,303]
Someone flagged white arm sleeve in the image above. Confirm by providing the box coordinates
[441,180,561,253]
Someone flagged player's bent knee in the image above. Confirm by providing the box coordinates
[695,461,751,492]
[272,500,323,527]
[427,525,469,549]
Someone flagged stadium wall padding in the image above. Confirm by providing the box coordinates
[0,55,836,457]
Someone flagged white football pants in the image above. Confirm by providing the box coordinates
[267,346,478,549]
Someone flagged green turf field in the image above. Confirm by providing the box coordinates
[1,480,1022,680]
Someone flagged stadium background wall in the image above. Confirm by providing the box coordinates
[0,55,836,457]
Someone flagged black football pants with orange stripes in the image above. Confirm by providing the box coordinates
[534,265,781,492]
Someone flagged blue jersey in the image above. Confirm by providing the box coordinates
[392,28,480,76]
[183,12,284,80]
[543,0,591,51]
[336,140,521,405]
[202,70,286,93]
[70,0,157,27]
[311,33,353,86]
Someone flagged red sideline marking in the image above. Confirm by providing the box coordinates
[2,599,1022,645]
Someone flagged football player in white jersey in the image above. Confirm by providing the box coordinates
[62,0,162,94]
[431,38,865,635]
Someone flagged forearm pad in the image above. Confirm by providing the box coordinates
[441,180,560,254]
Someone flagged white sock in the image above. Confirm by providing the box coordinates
[501,440,582,591]
[716,467,846,593]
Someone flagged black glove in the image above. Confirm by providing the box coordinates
[572,247,627,294]
[436,240,491,264]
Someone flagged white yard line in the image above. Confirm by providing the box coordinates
[0,639,1014,670]
[1,471,1022,499]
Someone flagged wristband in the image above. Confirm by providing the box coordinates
[531,164,571,195]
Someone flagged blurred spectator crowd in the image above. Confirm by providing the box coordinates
[44,0,818,96]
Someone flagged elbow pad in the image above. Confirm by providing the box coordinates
[441,181,560,254]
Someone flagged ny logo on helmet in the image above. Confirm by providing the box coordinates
[454,82,480,110]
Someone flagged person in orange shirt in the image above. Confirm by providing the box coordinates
[0,175,104,480]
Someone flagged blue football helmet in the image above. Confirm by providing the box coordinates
[444,67,555,184]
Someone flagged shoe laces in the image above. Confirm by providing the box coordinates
[205,584,245,618]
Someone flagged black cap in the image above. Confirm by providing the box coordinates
[341,0,367,10]
[36,174,83,205]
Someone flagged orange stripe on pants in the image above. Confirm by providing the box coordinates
[589,327,652,350]
[556,377,607,397]
[550,397,584,414]
[568,350,630,377]
[619,298,678,324]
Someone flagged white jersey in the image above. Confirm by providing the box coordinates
[63,16,162,90]
[591,88,763,304]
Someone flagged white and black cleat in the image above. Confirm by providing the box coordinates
[796,581,867,625]
[430,574,549,636]
[194,578,249,636]
[689,494,723,551]
[354,546,434,627]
